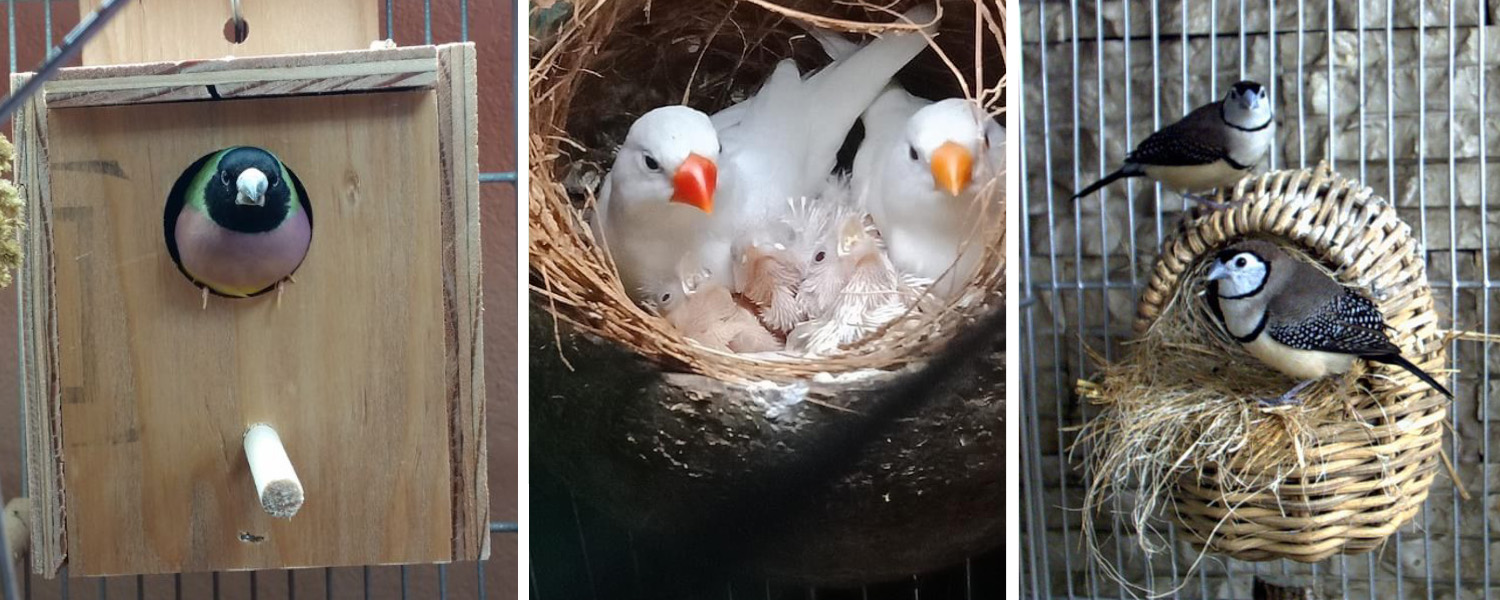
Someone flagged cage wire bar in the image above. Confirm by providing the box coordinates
[0,1,519,599]
[1022,0,1499,598]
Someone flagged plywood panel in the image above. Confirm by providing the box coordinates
[11,72,66,577]
[44,92,452,575]
[78,0,380,66]
[45,46,440,109]
[434,41,487,561]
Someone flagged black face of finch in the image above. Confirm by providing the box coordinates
[207,147,293,234]
[1215,247,1262,266]
[1230,80,1266,97]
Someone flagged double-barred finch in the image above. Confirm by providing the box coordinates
[1073,81,1274,206]
[1206,240,1452,406]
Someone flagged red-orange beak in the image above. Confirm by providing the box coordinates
[670,153,717,214]
[931,141,974,197]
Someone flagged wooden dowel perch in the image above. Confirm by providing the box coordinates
[243,424,303,519]
[3,497,28,562]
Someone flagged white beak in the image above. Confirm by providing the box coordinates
[236,168,269,206]
[1207,262,1230,281]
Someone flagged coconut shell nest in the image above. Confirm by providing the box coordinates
[529,0,1005,381]
[1075,163,1450,584]
[527,0,1005,586]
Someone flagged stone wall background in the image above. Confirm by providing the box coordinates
[1020,1,1500,598]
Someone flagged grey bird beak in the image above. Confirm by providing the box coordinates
[1207,262,1230,281]
[236,168,269,206]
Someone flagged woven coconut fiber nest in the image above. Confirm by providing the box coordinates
[529,0,1004,587]
[1076,163,1450,579]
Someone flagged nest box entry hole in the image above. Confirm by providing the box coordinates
[223,16,250,44]
[163,147,314,300]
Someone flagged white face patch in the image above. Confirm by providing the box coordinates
[1209,251,1268,297]
[613,106,719,208]
[1222,86,1273,130]
[236,168,269,206]
[906,98,985,163]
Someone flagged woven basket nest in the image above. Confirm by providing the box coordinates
[529,0,1006,383]
[1075,163,1450,580]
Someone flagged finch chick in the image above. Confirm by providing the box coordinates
[646,259,781,354]
[789,213,918,355]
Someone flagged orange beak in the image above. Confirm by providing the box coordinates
[931,141,974,197]
[670,153,717,214]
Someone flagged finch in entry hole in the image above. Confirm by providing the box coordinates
[164,146,313,307]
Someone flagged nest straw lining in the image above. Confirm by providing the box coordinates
[529,0,1005,382]
[1074,163,1449,590]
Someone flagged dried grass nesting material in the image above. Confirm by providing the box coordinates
[1074,163,1450,590]
[0,134,22,288]
[529,0,1005,383]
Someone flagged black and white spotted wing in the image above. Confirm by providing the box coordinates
[1264,288,1400,357]
[1124,103,1233,167]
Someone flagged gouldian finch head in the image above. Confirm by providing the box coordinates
[905,98,989,198]
[204,147,299,233]
[614,105,719,214]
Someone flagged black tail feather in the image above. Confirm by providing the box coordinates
[1375,353,1453,399]
[1071,166,1144,201]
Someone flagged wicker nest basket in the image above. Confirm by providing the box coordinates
[1081,163,1448,569]
[529,0,1004,587]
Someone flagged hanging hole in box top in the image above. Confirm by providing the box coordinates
[224,17,250,44]
[163,146,314,301]
[224,0,249,43]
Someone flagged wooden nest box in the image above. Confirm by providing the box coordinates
[11,23,486,576]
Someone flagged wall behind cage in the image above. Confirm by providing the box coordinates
[1022,0,1500,598]
[0,1,519,598]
